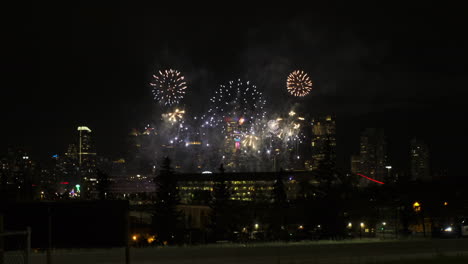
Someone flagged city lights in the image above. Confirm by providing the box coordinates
[1,9,462,259]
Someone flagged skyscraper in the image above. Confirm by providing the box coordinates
[76,126,97,198]
[309,115,336,171]
[410,138,430,181]
[350,155,361,174]
[77,126,96,167]
[65,144,78,161]
[358,128,387,183]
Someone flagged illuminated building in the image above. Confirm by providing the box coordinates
[65,144,78,160]
[176,171,317,203]
[0,148,37,200]
[410,138,430,181]
[127,127,158,175]
[77,126,97,197]
[223,117,245,171]
[78,126,96,167]
[358,128,387,184]
[350,155,361,174]
[309,115,336,171]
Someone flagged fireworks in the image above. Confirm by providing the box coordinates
[287,70,313,97]
[150,69,187,106]
[141,69,320,172]
[203,79,266,129]
[242,134,259,149]
[165,108,185,123]
[267,120,280,135]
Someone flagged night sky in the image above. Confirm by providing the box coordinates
[2,4,467,176]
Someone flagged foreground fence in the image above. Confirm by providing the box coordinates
[0,227,31,264]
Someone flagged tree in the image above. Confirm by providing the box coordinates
[314,137,347,239]
[270,168,288,240]
[210,164,231,241]
[96,169,110,200]
[152,157,180,244]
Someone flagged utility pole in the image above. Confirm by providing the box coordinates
[125,205,130,264]
[47,207,52,264]
[0,214,4,264]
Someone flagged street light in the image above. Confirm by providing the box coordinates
[382,222,387,239]
[360,222,365,239]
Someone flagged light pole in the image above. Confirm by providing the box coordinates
[347,222,352,238]
[382,222,386,239]
[360,222,365,240]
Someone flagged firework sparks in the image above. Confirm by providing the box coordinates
[242,134,259,149]
[165,108,185,123]
[203,79,266,129]
[287,70,313,97]
[267,120,280,135]
[150,69,187,106]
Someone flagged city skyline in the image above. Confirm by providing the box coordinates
[2,5,468,262]
[2,5,466,177]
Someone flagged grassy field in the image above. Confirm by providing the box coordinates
[26,238,468,264]
[367,254,468,264]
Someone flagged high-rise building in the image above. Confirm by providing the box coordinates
[77,126,96,197]
[65,144,78,160]
[358,128,387,183]
[350,155,361,174]
[410,138,430,181]
[0,148,37,200]
[309,115,336,171]
[78,126,96,167]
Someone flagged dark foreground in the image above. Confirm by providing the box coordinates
[26,238,468,264]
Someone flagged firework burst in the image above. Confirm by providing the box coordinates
[242,134,259,149]
[287,70,313,97]
[203,79,266,129]
[150,69,187,106]
[164,108,185,123]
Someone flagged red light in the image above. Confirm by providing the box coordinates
[357,173,385,184]
[60,182,69,185]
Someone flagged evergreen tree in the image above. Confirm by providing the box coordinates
[271,168,288,240]
[210,164,231,241]
[152,157,180,244]
[314,137,347,239]
[96,169,110,200]
[272,169,287,206]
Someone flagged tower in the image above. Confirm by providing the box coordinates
[309,115,336,171]
[358,128,387,183]
[77,126,96,167]
[410,138,430,181]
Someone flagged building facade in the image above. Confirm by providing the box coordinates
[309,115,336,171]
[410,138,430,181]
[357,128,387,184]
